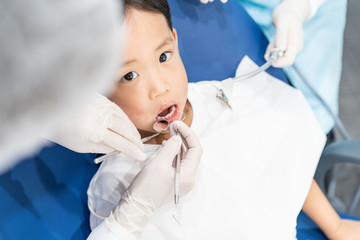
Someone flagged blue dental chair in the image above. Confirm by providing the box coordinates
[0,1,359,239]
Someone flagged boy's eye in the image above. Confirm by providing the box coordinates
[159,52,172,63]
[121,71,138,82]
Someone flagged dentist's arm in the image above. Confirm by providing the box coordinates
[302,179,360,240]
[88,121,202,239]
[198,0,326,67]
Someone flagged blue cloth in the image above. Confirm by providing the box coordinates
[297,211,360,239]
[238,0,348,133]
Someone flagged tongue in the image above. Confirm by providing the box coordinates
[158,107,170,117]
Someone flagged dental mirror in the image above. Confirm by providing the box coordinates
[152,120,170,133]
[140,120,170,143]
[94,112,185,164]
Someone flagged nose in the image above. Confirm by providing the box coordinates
[147,68,170,99]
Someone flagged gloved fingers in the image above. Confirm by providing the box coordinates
[170,121,201,152]
[271,46,297,67]
[170,121,202,175]
[272,23,303,67]
[264,41,275,62]
[264,20,290,62]
[108,114,144,150]
[266,42,298,68]
[273,22,290,52]
[265,20,303,68]
[287,21,303,53]
[152,135,182,164]
[127,135,182,206]
[103,130,146,161]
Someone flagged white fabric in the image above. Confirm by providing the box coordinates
[87,56,326,239]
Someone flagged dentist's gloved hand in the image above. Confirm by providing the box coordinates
[199,0,227,4]
[264,0,311,67]
[105,121,202,239]
[48,94,146,161]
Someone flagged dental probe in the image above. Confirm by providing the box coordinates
[173,129,188,225]
[174,131,181,206]
[94,120,170,164]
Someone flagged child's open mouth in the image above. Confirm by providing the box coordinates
[156,104,180,124]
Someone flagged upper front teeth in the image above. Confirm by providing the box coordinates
[157,105,176,120]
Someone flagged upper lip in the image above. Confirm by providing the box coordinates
[156,101,176,117]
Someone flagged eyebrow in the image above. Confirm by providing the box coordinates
[155,36,173,52]
[123,59,137,66]
[123,36,174,66]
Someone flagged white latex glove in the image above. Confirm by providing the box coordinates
[264,0,312,67]
[200,0,228,4]
[48,94,146,161]
[105,121,202,239]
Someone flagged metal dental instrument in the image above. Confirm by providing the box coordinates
[174,132,181,206]
[216,88,232,109]
[172,112,187,224]
[94,120,170,164]
[174,113,186,204]
[233,48,284,82]
[172,135,182,226]
[216,48,284,109]
[174,130,188,204]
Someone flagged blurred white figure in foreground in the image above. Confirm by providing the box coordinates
[0,0,125,172]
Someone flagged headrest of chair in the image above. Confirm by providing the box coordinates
[169,0,287,83]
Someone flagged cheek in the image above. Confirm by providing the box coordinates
[109,87,150,128]
[174,62,188,103]
[177,77,188,102]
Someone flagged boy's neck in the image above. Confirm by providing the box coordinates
[140,100,193,145]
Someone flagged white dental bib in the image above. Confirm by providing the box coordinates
[87,57,326,240]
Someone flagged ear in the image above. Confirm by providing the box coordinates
[172,28,178,45]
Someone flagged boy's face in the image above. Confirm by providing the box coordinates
[109,8,189,139]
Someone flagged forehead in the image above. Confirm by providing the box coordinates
[125,8,172,43]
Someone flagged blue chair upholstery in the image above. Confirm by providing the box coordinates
[169,0,286,83]
[0,1,357,239]
[0,144,97,240]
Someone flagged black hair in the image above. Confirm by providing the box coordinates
[123,0,173,30]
